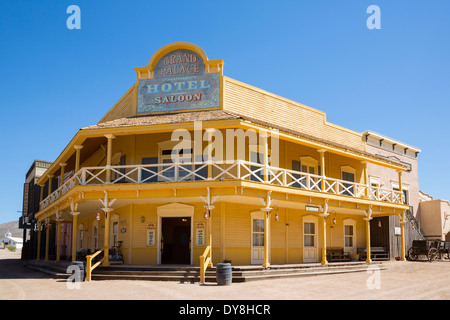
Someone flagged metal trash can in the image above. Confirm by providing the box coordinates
[70,261,85,282]
[216,263,232,286]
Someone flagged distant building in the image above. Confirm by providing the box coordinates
[417,191,450,241]
[1,231,23,249]
[20,160,52,259]
[363,131,422,258]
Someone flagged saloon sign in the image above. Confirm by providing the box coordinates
[137,49,220,114]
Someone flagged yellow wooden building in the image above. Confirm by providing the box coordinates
[34,42,409,280]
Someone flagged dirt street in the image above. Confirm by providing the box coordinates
[1,249,450,301]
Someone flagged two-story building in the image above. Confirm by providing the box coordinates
[32,43,411,274]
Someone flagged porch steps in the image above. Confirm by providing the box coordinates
[26,260,385,283]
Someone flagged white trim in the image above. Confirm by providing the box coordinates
[343,218,357,254]
[156,203,194,265]
[302,214,318,263]
[250,211,269,265]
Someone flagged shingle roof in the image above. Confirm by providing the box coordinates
[81,109,407,169]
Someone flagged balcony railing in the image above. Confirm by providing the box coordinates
[40,160,403,210]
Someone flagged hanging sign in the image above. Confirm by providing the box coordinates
[195,222,206,246]
[146,223,156,246]
[137,49,220,114]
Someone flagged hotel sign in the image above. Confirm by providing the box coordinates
[137,49,220,114]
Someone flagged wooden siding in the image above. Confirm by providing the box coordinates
[223,77,365,151]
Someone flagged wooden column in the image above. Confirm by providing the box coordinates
[102,208,113,267]
[60,163,67,186]
[362,161,369,198]
[398,170,404,203]
[399,212,406,261]
[74,145,84,173]
[36,221,42,261]
[318,149,326,192]
[71,212,79,261]
[105,134,116,183]
[262,208,271,268]
[364,217,372,263]
[44,219,50,262]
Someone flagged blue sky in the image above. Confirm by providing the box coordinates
[0,0,449,223]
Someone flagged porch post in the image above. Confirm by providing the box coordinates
[399,212,406,261]
[44,219,50,262]
[362,161,369,198]
[318,149,326,192]
[71,212,79,261]
[319,199,329,265]
[36,221,42,261]
[364,217,372,263]
[56,221,61,262]
[56,210,62,262]
[397,170,404,203]
[262,208,271,268]
[320,214,329,265]
[105,134,116,183]
[60,163,67,186]
[74,145,84,173]
[48,175,54,195]
[102,208,112,267]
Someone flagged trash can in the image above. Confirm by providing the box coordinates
[70,261,85,282]
[216,263,232,286]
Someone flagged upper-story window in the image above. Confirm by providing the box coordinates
[341,166,355,196]
[158,140,194,181]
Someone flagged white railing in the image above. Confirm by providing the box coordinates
[39,160,404,209]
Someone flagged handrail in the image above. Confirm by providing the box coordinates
[40,160,405,210]
[85,248,106,282]
[199,245,212,284]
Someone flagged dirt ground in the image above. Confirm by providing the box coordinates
[1,248,450,301]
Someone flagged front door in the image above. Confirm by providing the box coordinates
[251,212,265,264]
[303,216,318,263]
[161,217,191,264]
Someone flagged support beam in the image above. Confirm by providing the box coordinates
[74,145,84,173]
[105,134,116,183]
[397,170,404,204]
[60,163,67,186]
[36,221,42,261]
[364,205,373,263]
[319,199,329,265]
[71,212,79,261]
[318,149,326,192]
[56,210,62,262]
[362,161,369,198]
[102,208,112,267]
[399,211,406,261]
[44,219,50,262]
[260,191,273,268]
[48,175,54,195]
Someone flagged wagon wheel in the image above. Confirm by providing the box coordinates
[407,248,418,261]
[427,248,439,261]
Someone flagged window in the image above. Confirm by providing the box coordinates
[341,166,355,196]
[369,176,380,200]
[304,222,315,247]
[93,225,98,250]
[343,219,356,254]
[158,140,194,182]
[300,156,319,189]
[252,219,265,247]
[112,221,119,247]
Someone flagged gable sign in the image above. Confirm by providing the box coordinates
[137,49,220,114]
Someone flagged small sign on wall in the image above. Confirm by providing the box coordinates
[196,222,205,246]
[147,223,156,246]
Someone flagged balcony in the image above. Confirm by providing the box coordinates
[39,160,404,210]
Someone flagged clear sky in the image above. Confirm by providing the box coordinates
[0,0,449,224]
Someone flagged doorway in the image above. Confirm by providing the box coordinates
[161,217,191,264]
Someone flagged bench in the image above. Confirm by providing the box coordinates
[358,247,389,261]
[326,247,351,262]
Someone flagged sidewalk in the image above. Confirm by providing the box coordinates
[1,249,450,300]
